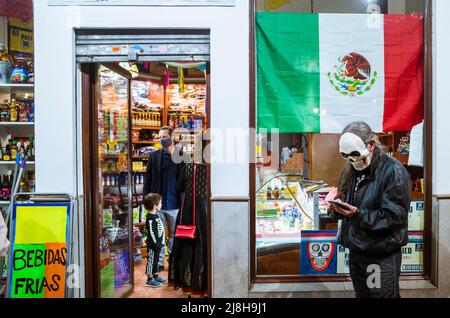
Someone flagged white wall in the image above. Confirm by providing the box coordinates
[33,1,249,197]
[433,0,450,195]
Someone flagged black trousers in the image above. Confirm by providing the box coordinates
[349,249,402,298]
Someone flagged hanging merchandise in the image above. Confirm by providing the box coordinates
[164,64,170,88]
[178,67,185,93]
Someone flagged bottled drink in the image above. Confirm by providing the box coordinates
[3,141,10,161]
[19,102,29,122]
[28,101,34,122]
[10,54,28,83]
[2,174,11,201]
[0,99,10,122]
[28,136,34,161]
[266,184,272,199]
[11,140,18,161]
[10,99,19,122]
[0,42,12,84]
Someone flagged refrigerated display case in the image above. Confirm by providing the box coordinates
[256,174,330,247]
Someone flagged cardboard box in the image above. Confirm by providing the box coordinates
[300,230,337,275]
[408,201,424,231]
[336,244,350,274]
[401,232,424,273]
[9,27,33,54]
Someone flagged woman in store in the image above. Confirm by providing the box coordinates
[168,137,208,297]
[329,121,410,298]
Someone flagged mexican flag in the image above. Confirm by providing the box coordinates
[256,13,424,133]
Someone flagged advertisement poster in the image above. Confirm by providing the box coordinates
[9,27,33,54]
[9,204,70,298]
[402,232,424,273]
[48,0,235,6]
[336,244,350,274]
[300,230,337,275]
[409,201,424,231]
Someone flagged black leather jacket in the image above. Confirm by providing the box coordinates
[336,154,411,254]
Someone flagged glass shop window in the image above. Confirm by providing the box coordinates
[254,0,427,277]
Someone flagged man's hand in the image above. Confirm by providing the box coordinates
[330,199,358,218]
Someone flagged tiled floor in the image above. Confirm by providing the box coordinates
[128,256,188,299]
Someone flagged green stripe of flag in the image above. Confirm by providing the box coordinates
[256,12,321,133]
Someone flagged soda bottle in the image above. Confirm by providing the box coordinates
[10,99,19,122]
[10,53,28,84]
[1,99,10,122]
[19,102,29,122]
[11,140,18,161]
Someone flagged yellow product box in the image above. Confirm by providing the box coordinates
[284,185,297,198]
[9,18,33,30]
[133,161,144,171]
[9,27,33,54]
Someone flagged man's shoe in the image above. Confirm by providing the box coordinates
[145,277,163,288]
[153,274,167,284]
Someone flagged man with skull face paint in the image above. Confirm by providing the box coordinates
[330,121,410,298]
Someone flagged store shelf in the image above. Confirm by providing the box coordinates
[0,122,34,126]
[0,201,10,205]
[394,152,409,165]
[133,156,149,160]
[0,83,34,88]
[132,126,161,130]
[411,190,424,201]
[0,161,35,165]
[133,140,159,145]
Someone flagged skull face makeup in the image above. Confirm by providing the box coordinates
[339,132,373,171]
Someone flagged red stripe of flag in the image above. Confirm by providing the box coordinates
[383,14,424,132]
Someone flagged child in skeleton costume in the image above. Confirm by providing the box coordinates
[330,121,410,298]
[144,193,167,288]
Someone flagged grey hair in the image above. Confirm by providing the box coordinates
[338,121,387,199]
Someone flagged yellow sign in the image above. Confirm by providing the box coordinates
[14,205,68,244]
[265,0,291,11]
[9,18,33,30]
[9,27,34,54]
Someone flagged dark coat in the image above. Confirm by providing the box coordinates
[336,154,411,254]
[143,148,182,197]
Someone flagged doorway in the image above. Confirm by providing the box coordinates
[77,30,211,298]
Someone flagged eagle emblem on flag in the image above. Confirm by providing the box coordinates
[328,52,378,97]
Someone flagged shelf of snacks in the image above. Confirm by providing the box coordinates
[131,126,160,131]
[132,140,160,145]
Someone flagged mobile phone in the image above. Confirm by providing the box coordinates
[327,199,348,209]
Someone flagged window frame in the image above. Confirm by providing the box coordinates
[249,0,434,283]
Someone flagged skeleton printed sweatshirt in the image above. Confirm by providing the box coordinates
[145,213,165,252]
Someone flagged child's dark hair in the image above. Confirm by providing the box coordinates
[143,193,162,211]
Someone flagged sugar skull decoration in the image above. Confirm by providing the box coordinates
[307,242,335,271]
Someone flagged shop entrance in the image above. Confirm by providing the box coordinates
[77,30,210,298]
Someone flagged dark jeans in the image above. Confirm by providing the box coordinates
[349,249,402,298]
